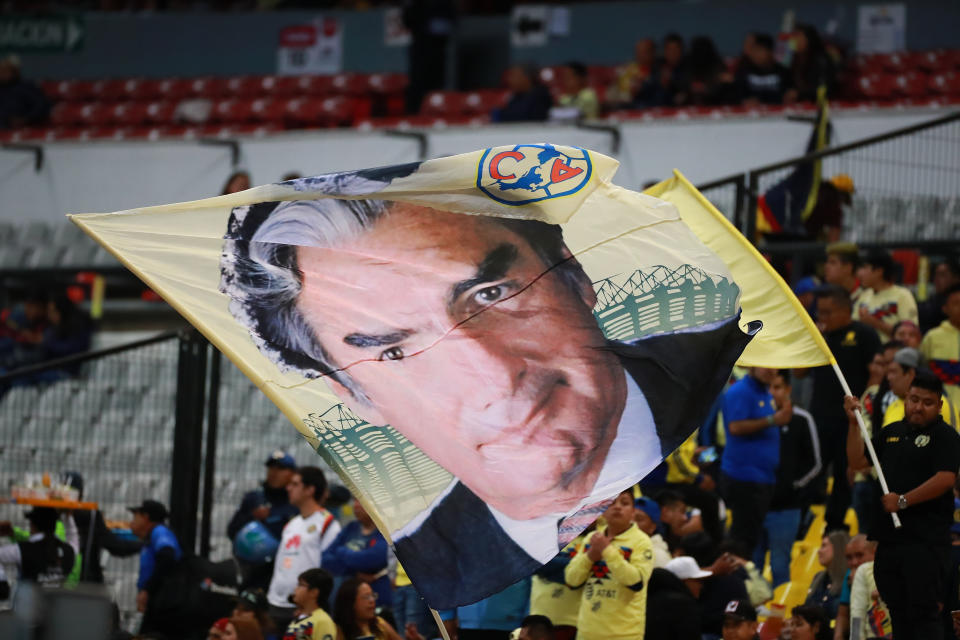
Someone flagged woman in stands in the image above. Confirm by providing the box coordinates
[222,170,251,195]
[221,617,264,640]
[802,531,849,621]
[333,577,402,640]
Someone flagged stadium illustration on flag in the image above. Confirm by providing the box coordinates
[71,143,758,608]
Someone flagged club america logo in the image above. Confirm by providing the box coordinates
[476,143,592,206]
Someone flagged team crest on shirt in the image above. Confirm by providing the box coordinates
[476,144,592,206]
[915,434,931,447]
[842,330,857,346]
[307,524,317,533]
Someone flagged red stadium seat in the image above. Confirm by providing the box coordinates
[538,66,564,88]
[420,91,467,116]
[259,75,299,96]
[111,101,150,126]
[285,97,325,125]
[318,96,356,126]
[153,78,193,101]
[188,76,230,99]
[878,52,909,73]
[78,102,113,126]
[331,73,371,96]
[368,73,408,95]
[225,75,267,98]
[857,73,896,100]
[249,97,287,123]
[294,75,335,96]
[587,65,616,87]
[145,101,177,124]
[463,89,507,115]
[94,79,135,101]
[928,71,960,96]
[893,71,929,98]
[50,102,86,126]
[212,98,254,122]
[45,79,97,102]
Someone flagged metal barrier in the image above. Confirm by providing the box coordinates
[696,111,960,245]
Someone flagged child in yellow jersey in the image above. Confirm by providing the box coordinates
[285,568,338,640]
[565,490,655,640]
[920,285,960,420]
[857,250,918,339]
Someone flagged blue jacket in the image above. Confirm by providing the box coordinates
[322,520,391,605]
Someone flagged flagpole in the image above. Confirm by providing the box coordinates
[430,608,453,640]
[830,360,902,529]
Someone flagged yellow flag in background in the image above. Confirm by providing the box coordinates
[646,170,834,368]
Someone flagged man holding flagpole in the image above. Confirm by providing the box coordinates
[844,371,960,640]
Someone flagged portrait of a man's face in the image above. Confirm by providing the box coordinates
[221,198,629,521]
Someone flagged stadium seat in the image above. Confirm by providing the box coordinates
[212,98,255,123]
[331,72,371,96]
[893,71,929,98]
[857,73,896,100]
[188,76,230,99]
[249,97,288,123]
[94,78,137,101]
[588,65,617,87]
[153,78,194,101]
[112,101,150,126]
[258,75,297,96]
[45,79,97,102]
[368,72,408,95]
[225,75,266,98]
[929,71,960,96]
[144,101,177,124]
[463,89,508,115]
[420,90,467,116]
[50,102,86,126]
[293,74,335,96]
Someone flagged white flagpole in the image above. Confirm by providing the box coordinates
[430,608,453,640]
[830,360,902,528]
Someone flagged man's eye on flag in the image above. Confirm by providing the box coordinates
[72,144,758,609]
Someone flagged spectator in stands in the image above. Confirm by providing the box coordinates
[284,568,336,640]
[720,366,790,555]
[635,33,684,107]
[721,599,758,640]
[893,320,923,349]
[333,577,402,640]
[848,544,892,640]
[716,540,771,608]
[393,559,432,639]
[228,449,299,590]
[0,291,48,362]
[0,55,50,129]
[232,589,278,640]
[0,507,77,589]
[565,489,654,640]
[36,294,93,368]
[62,471,142,584]
[845,371,960,640]
[403,0,455,114]
[803,531,849,621]
[735,33,758,74]
[645,556,710,640]
[823,242,864,310]
[883,348,957,428]
[608,38,657,107]
[454,576,530,640]
[223,617,264,640]
[734,33,791,105]
[267,466,341,631]
[833,534,876,640]
[530,532,585,640]
[129,499,183,636]
[788,605,832,640]
[786,24,836,103]
[806,175,854,243]
[793,276,820,314]
[634,497,671,567]
[753,370,821,589]
[921,284,960,420]
[322,497,391,606]
[919,260,960,333]
[656,490,704,549]
[209,617,230,640]
[810,285,880,532]
[516,614,554,640]
[857,249,919,339]
[556,62,599,120]
[493,64,553,123]
[222,170,251,195]
[672,36,733,106]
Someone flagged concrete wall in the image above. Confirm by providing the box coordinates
[0,108,946,224]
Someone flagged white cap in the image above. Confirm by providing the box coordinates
[666,556,713,580]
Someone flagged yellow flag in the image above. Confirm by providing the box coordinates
[646,170,833,368]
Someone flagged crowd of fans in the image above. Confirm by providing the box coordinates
[1,244,958,639]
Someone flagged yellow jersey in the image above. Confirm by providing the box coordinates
[565,523,654,640]
[920,320,960,418]
[857,285,918,337]
[284,607,338,640]
[530,537,583,627]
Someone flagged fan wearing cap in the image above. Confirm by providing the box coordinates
[129,499,183,630]
[856,249,919,340]
[0,506,77,590]
[721,600,758,640]
[633,497,670,568]
[565,489,655,640]
[229,451,301,588]
[882,348,957,429]
[644,556,709,640]
[233,588,279,640]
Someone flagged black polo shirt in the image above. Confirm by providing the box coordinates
[870,417,960,546]
[810,321,881,430]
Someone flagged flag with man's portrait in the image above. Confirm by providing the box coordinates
[72,144,756,608]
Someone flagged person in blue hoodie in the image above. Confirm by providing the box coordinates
[322,498,392,607]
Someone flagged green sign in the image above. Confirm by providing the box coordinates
[0,16,84,52]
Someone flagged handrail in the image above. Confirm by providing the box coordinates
[0,329,180,385]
